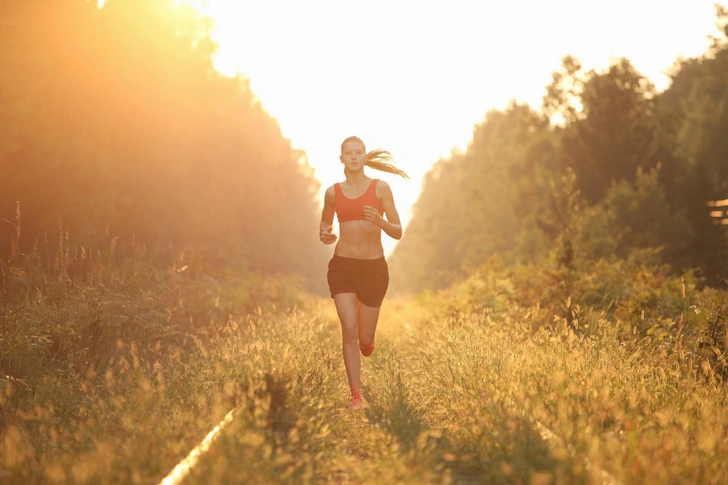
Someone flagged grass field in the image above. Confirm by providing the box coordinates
[2,250,728,484]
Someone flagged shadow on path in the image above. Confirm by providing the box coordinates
[362,346,570,485]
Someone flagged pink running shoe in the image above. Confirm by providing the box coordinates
[350,383,363,409]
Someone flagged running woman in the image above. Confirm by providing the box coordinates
[319,136,409,408]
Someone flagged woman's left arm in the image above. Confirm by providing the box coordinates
[363,181,402,240]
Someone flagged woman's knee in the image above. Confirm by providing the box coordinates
[341,324,358,343]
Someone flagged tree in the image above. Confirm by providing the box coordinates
[0,0,328,287]
[389,102,552,292]
[550,58,660,203]
[652,3,728,282]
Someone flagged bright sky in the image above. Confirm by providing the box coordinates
[182,0,720,255]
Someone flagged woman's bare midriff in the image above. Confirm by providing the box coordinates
[334,220,384,259]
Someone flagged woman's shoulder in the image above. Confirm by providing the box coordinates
[374,179,392,194]
[324,184,337,203]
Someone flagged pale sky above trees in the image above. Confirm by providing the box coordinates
[177,0,722,256]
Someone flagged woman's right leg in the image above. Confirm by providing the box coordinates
[333,292,361,399]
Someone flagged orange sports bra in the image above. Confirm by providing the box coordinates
[334,179,384,223]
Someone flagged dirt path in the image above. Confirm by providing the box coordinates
[161,299,618,484]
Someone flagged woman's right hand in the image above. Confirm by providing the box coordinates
[320,227,337,245]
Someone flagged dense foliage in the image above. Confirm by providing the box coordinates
[390,5,728,292]
[0,0,328,285]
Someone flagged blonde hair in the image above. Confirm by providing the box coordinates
[341,136,410,180]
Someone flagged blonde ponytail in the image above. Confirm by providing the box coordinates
[365,149,410,180]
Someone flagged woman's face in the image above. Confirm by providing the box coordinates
[340,140,366,171]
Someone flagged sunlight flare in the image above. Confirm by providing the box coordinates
[173,0,717,256]
[158,408,236,485]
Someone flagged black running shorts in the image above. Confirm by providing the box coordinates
[327,255,389,308]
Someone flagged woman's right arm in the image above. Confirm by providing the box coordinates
[320,186,337,245]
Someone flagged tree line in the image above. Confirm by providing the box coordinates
[0,0,329,288]
[390,5,728,292]
[3,1,727,295]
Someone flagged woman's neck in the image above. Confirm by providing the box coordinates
[343,169,370,185]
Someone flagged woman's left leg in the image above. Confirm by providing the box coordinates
[357,300,381,357]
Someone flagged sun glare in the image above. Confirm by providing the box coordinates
[175,0,716,255]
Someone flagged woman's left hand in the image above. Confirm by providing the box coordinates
[363,205,384,227]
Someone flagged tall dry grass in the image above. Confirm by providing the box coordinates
[2,213,727,484]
